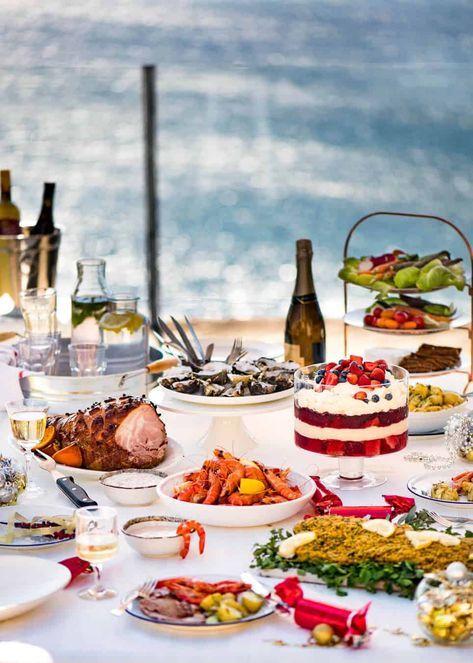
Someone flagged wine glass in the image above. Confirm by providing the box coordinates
[75,506,118,600]
[294,363,409,490]
[6,399,49,499]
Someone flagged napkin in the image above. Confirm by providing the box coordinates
[59,557,92,586]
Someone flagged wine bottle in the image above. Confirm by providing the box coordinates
[284,239,326,366]
[0,170,21,235]
[30,182,55,235]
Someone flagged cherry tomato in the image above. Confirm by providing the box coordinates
[394,311,409,324]
[372,307,383,317]
[413,315,425,329]
[364,314,377,327]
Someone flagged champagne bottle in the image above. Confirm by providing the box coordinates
[284,239,326,366]
[0,170,21,235]
[30,182,55,235]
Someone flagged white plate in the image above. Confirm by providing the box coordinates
[407,469,473,519]
[408,398,470,435]
[159,385,294,406]
[56,437,184,481]
[363,346,467,377]
[344,308,468,334]
[157,469,315,527]
[9,437,184,482]
[0,505,75,550]
[126,573,274,631]
[0,555,71,622]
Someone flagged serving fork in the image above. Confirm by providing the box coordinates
[425,510,473,528]
[111,578,156,617]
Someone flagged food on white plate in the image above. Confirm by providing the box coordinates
[159,357,297,397]
[339,249,465,293]
[35,395,168,471]
[137,577,265,624]
[408,384,465,412]
[295,356,408,457]
[431,471,473,502]
[363,294,456,331]
[252,515,473,598]
[399,344,462,374]
[0,456,26,506]
[173,449,302,506]
[0,511,75,544]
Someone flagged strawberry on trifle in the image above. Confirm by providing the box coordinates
[294,356,409,461]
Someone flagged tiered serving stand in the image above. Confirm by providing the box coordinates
[342,212,473,389]
[151,387,293,457]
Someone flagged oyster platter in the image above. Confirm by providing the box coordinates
[157,317,297,405]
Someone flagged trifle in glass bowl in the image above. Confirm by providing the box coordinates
[294,356,408,489]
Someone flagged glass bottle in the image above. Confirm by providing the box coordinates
[285,239,326,366]
[71,258,110,343]
[0,170,21,235]
[99,294,149,372]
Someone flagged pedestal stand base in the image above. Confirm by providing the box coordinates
[198,416,257,457]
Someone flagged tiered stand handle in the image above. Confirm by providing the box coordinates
[342,211,473,387]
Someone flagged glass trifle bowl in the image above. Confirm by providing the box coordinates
[294,357,408,490]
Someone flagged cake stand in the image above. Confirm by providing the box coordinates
[150,387,293,456]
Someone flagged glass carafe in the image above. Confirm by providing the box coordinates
[71,258,110,343]
[99,294,149,372]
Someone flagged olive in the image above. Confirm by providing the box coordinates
[312,623,335,646]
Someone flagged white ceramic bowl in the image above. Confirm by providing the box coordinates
[100,469,163,506]
[122,516,187,557]
[408,397,469,435]
[157,469,315,527]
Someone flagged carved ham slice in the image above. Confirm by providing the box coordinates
[46,395,168,471]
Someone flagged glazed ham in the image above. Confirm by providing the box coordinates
[47,395,168,471]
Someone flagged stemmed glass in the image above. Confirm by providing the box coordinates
[6,399,49,499]
[75,506,118,600]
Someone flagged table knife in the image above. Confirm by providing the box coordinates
[34,449,98,508]
[240,571,290,613]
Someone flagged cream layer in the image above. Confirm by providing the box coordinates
[294,418,408,441]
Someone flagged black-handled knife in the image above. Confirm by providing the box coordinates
[34,449,98,508]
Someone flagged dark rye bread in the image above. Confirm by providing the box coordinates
[399,344,461,373]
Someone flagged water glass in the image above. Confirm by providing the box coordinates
[75,506,118,600]
[16,336,57,375]
[6,399,49,499]
[68,343,107,377]
[19,287,57,337]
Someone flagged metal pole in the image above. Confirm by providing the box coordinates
[142,64,159,326]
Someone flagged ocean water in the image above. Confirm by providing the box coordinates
[1,1,472,321]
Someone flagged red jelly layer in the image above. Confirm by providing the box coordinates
[295,430,408,457]
[294,404,407,429]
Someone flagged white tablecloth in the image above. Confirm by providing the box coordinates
[0,399,469,663]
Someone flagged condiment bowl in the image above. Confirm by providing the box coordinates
[122,516,186,557]
[99,469,163,506]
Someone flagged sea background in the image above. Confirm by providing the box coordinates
[0,0,472,323]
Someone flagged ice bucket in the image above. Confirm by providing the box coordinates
[0,228,61,314]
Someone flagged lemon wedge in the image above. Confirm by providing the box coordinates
[239,478,265,495]
[278,532,316,559]
[404,530,460,550]
[361,519,396,538]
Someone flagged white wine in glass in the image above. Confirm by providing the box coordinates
[6,399,49,500]
[75,506,118,601]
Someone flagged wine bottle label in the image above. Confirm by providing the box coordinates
[284,343,305,366]
[285,342,325,367]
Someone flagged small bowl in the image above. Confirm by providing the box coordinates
[408,397,469,435]
[99,469,163,506]
[122,516,186,557]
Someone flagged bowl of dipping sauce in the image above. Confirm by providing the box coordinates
[99,469,164,506]
[122,516,186,557]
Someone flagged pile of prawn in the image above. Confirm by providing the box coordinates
[174,449,302,506]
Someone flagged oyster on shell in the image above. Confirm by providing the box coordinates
[171,379,202,394]
[203,382,225,397]
[248,380,277,395]
[197,362,232,384]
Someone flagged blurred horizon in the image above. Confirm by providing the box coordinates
[1,1,472,321]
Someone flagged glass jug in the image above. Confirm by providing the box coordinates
[99,293,149,372]
[71,258,110,343]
